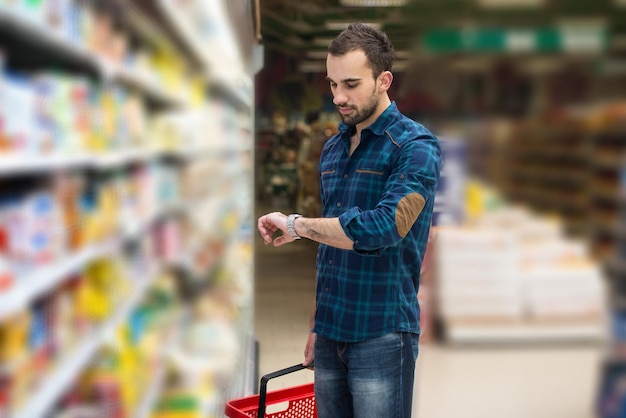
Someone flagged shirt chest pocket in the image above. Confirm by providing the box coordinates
[320,165,339,205]
[353,167,389,208]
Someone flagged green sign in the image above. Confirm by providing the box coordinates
[422,27,607,53]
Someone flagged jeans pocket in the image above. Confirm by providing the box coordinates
[411,333,419,363]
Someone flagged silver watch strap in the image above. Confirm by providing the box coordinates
[287,214,302,239]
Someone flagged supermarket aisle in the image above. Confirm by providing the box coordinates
[254,216,604,418]
[254,208,318,390]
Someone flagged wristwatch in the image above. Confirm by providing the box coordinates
[286,214,302,240]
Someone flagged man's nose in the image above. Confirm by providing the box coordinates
[333,90,347,106]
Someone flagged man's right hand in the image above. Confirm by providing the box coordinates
[304,332,316,369]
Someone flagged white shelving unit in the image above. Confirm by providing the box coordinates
[0,0,256,416]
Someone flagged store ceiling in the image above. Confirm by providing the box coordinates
[259,0,626,70]
[260,0,416,53]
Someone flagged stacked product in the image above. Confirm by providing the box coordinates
[436,223,523,321]
[435,185,606,343]
[0,257,136,414]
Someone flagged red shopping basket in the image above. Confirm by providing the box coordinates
[225,363,317,418]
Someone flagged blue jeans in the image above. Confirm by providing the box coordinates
[314,332,419,418]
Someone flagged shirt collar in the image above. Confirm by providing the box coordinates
[338,102,399,136]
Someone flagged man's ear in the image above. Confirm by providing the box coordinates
[378,71,393,92]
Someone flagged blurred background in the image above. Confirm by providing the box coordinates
[0,0,625,417]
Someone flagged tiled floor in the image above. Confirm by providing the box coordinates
[253,210,604,418]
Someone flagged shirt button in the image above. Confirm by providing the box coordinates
[329,260,334,265]
[343,174,349,179]
[337,202,342,207]
[325,288,330,292]
[399,174,405,180]
[355,240,359,244]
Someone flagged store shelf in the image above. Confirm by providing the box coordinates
[0,5,97,71]
[593,156,625,170]
[161,146,241,162]
[446,321,607,344]
[0,238,119,321]
[1,1,255,416]
[0,202,168,322]
[134,308,185,418]
[226,306,256,400]
[0,6,188,109]
[591,188,622,202]
[113,66,189,109]
[90,149,162,169]
[140,0,252,109]
[0,154,92,177]
[211,76,254,109]
[13,274,157,418]
[0,149,170,177]
[135,361,168,418]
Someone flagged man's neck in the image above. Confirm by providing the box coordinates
[355,95,392,139]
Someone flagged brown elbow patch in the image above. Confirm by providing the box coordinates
[396,193,426,237]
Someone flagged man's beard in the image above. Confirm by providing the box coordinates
[338,90,378,127]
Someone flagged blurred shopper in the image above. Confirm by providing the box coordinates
[257,23,441,418]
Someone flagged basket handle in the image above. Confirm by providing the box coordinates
[258,363,312,417]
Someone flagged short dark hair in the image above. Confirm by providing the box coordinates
[328,22,395,78]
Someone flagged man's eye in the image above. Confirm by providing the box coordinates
[346,84,357,89]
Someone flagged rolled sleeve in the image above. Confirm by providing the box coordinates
[338,207,383,255]
[338,137,440,254]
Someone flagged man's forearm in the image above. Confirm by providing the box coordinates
[294,217,353,250]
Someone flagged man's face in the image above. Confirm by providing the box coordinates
[326,49,379,127]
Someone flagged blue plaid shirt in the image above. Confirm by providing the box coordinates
[313,102,441,342]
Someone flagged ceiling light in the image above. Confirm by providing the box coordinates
[555,17,607,29]
[393,60,410,71]
[340,0,407,6]
[313,38,335,47]
[394,50,412,59]
[519,57,562,74]
[325,21,382,30]
[476,0,544,8]
[306,50,330,59]
[299,61,327,73]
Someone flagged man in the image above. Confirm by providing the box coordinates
[257,23,441,418]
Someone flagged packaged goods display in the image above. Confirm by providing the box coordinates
[0,0,255,416]
[0,0,193,106]
[435,182,607,343]
[47,271,180,418]
[0,256,135,414]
